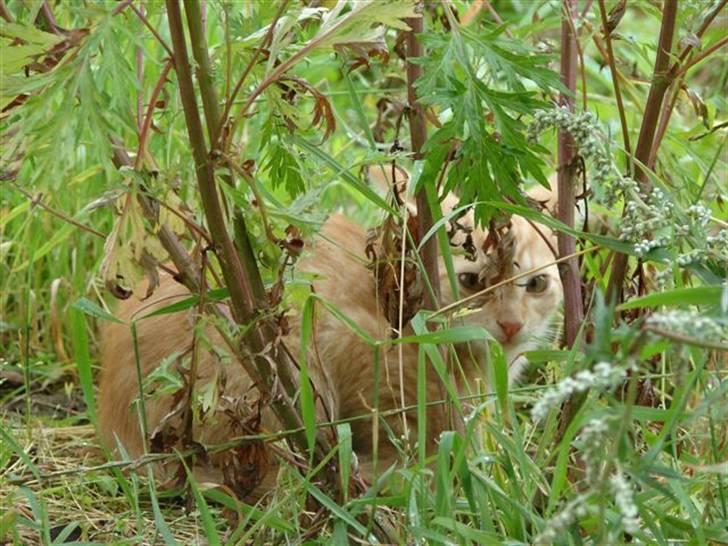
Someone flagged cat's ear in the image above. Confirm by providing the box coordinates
[366,164,410,196]
[366,164,419,215]
[527,173,586,227]
[526,174,559,215]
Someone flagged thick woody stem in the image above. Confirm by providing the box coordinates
[171,0,335,463]
[182,0,268,311]
[606,0,678,303]
[557,0,584,349]
[165,1,313,456]
[405,13,440,309]
[555,0,586,438]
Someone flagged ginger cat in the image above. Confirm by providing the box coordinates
[98,169,563,500]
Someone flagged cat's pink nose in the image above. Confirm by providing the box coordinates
[497,320,523,340]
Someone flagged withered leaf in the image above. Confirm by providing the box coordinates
[367,212,424,331]
[605,0,627,35]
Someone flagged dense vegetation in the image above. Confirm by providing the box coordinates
[1,0,726,544]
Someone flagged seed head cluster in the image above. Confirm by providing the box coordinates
[528,106,726,272]
[530,361,630,422]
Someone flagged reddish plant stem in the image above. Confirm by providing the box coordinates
[135,60,174,169]
[562,2,587,109]
[136,32,144,132]
[672,0,727,70]
[182,0,272,313]
[130,3,174,58]
[606,0,679,304]
[554,0,586,440]
[597,0,631,168]
[166,0,319,458]
[557,0,584,349]
[0,1,14,21]
[631,0,679,186]
[405,13,440,309]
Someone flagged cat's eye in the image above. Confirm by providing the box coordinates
[525,275,549,294]
[458,272,482,291]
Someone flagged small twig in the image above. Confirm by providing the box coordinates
[648,77,682,169]
[674,35,728,80]
[38,0,63,36]
[644,326,728,352]
[111,0,133,16]
[7,182,106,239]
[482,0,512,36]
[689,120,728,142]
[580,0,594,20]
[562,0,587,110]
[135,60,174,169]
[130,3,174,59]
[597,0,631,168]
[671,0,728,71]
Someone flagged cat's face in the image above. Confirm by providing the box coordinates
[366,165,563,363]
[438,203,563,362]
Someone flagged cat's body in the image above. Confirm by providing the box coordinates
[98,180,563,500]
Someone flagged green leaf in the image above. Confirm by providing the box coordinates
[617,286,723,310]
[0,21,64,47]
[293,136,395,213]
[70,308,97,427]
[391,325,491,346]
[337,423,353,503]
[183,466,221,546]
[298,296,319,456]
[140,288,229,318]
[71,297,124,324]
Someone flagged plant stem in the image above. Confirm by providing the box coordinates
[557,0,584,349]
[405,12,440,310]
[166,0,256,325]
[553,0,586,442]
[597,0,631,170]
[631,0,678,186]
[182,0,269,310]
[8,182,105,239]
[135,60,173,169]
[168,0,329,461]
[606,0,678,303]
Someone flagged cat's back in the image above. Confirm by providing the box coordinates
[297,213,381,327]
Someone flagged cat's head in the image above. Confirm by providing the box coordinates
[368,165,564,364]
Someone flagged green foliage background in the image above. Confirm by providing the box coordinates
[0,0,726,544]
